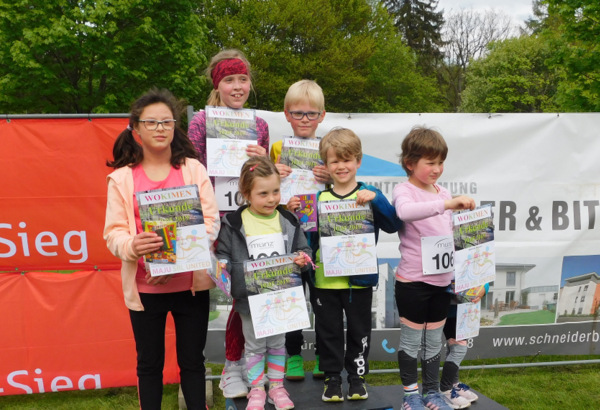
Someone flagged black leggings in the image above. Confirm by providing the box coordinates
[129,290,209,410]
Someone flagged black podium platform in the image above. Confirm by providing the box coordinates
[225,373,508,409]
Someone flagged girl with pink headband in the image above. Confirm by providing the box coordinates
[187,49,271,404]
[188,49,269,168]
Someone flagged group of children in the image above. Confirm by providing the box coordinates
[104,48,482,410]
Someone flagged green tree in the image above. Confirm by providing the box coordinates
[545,0,600,111]
[198,0,441,113]
[0,0,208,113]
[383,0,445,76]
[460,35,561,113]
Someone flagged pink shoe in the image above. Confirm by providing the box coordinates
[246,387,266,410]
[268,384,294,410]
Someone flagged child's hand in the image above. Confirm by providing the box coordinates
[275,163,292,178]
[132,231,163,257]
[246,144,267,157]
[312,164,330,183]
[445,196,476,211]
[356,190,376,205]
[293,252,308,268]
[471,286,486,304]
[287,196,301,211]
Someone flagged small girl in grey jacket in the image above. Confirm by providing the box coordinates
[216,156,311,410]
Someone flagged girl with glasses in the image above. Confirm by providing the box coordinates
[104,88,220,410]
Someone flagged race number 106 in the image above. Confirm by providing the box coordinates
[432,251,454,271]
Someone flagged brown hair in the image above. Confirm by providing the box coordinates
[399,126,448,175]
[106,88,196,169]
[319,127,362,164]
[238,156,280,201]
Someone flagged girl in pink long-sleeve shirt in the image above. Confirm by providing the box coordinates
[392,127,475,410]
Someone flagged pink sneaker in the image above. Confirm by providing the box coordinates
[246,387,266,410]
[268,384,294,410]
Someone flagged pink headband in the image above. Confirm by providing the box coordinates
[211,58,248,89]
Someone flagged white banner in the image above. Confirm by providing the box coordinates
[261,111,599,327]
[205,111,600,358]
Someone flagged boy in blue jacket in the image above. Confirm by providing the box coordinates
[310,128,402,402]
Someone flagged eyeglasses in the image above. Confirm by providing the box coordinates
[139,119,177,131]
[288,111,321,121]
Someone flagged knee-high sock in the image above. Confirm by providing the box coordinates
[441,343,467,391]
[421,326,444,394]
[397,324,422,390]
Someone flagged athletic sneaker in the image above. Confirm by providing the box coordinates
[246,387,267,410]
[423,391,453,410]
[402,393,426,409]
[312,355,325,379]
[322,375,344,402]
[442,388,471,409]
[455,382,479,402]
[347,375,368,400]
[219,361,248,398]
[268,384,295,410]
[285,354,305,380]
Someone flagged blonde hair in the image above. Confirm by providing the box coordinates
[239,156,280,201]
[205,49,253,107]
[399,126,448,175]
[284,80,325,111]
[319,127,362,164]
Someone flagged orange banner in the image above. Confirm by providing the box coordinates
[0,270,179,396]
[0,118,127,271]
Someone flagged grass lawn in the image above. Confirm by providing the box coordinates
[498,309,556,325]
[208,310,220,321]
[1,357,599,409]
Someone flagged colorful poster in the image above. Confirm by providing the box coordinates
[248,286,311,339]
[278,138,324,204]
[205,106,257,177]
[293,193,318,232]
[453,205,495,292]
[318,200,378,277]
[456,301,481,340]
[136,185,211,276]
[280,169,325,204]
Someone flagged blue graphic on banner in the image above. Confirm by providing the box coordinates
[357,154,406,177]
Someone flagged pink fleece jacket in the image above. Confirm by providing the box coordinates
[103,158,220,311]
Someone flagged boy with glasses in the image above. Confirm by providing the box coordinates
[270,80,330,381]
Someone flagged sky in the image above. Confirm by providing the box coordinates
[438,0,534,25]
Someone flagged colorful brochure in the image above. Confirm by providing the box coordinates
[318,199,378,277]
[293,193,318,232]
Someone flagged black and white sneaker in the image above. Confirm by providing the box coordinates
[347,375,368,400]
[322,375,344,402]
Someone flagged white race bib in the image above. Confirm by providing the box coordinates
[421,235,454,275]
[246,232,286,260]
